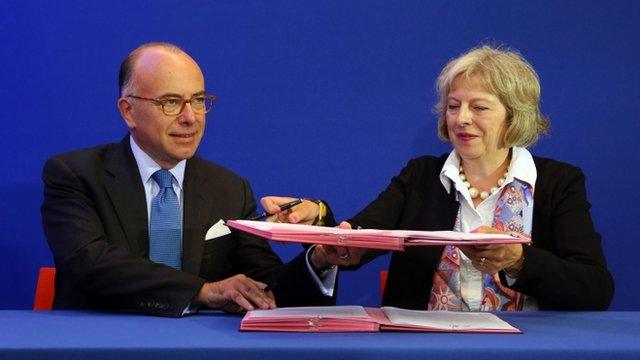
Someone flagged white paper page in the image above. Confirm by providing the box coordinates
[247,306,369,319]
[381,307,515,330]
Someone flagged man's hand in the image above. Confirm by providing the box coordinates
[310,222,366,268]
[260,196,319,224]
[194,274,275,313]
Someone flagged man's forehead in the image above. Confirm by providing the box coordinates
[134,48,199,74]
[131,48,205,93]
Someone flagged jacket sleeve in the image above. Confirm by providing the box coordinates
[346,159,424,266]
[504,164,614,310]
[348,159,418,230]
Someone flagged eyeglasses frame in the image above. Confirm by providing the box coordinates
[126,93,217,116]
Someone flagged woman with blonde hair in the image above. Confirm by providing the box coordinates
[267,45,614,311]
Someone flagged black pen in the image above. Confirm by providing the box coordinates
[249,198,303,221]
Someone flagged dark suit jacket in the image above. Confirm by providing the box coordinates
[41,136,333,317]
[348,154,614,310]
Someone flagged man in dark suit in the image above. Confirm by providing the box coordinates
[41,42,334,317]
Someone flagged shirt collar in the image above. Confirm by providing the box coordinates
[129,136,186,190]
[439,146,537,194]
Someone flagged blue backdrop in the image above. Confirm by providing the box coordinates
[2,0,638,310]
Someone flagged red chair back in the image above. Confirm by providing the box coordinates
[33,267,56,310]
[379,270,388,300]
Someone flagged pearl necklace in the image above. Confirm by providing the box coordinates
[459,167,508,200]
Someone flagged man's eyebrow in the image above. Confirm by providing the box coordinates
[156,93,183,99]
[156,91,207,98]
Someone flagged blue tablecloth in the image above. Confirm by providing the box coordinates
[1,310,638,359]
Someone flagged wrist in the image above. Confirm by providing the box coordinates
[310,257,335,279]
[194,283,210,305]
[304,199,326,226]
[310,246,331,271]
[195,282,221,307]
[504,253,525,278]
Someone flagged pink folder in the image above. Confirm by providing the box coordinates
[226,220,530,251]
[240,306,521,333]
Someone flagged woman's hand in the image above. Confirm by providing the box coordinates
[458,225,525,275]
[260,196,319,225]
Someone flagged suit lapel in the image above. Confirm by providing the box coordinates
[103,136,149,256]
[182,158,217,275]
[531,157,548,241]
[410,155,459,231]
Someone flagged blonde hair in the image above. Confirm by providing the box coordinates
[435,45,549,147]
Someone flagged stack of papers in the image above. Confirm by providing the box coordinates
[226,220,530,251]
[240,305,521,333]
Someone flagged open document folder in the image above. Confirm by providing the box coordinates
[240,306,521,333]
[226,220,530,251]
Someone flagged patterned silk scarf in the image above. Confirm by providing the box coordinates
[427,179,532,311]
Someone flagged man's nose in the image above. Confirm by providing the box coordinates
[178,102,197,124]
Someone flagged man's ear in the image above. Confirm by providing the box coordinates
[117,97,136,130]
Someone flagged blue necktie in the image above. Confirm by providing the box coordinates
[149,169,182,270]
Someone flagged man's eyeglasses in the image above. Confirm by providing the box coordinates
[126,94,216,116]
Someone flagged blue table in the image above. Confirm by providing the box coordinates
[1,310,638,359]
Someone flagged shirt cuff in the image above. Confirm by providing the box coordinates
[182,301,201,316]
[305,245,337,297]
